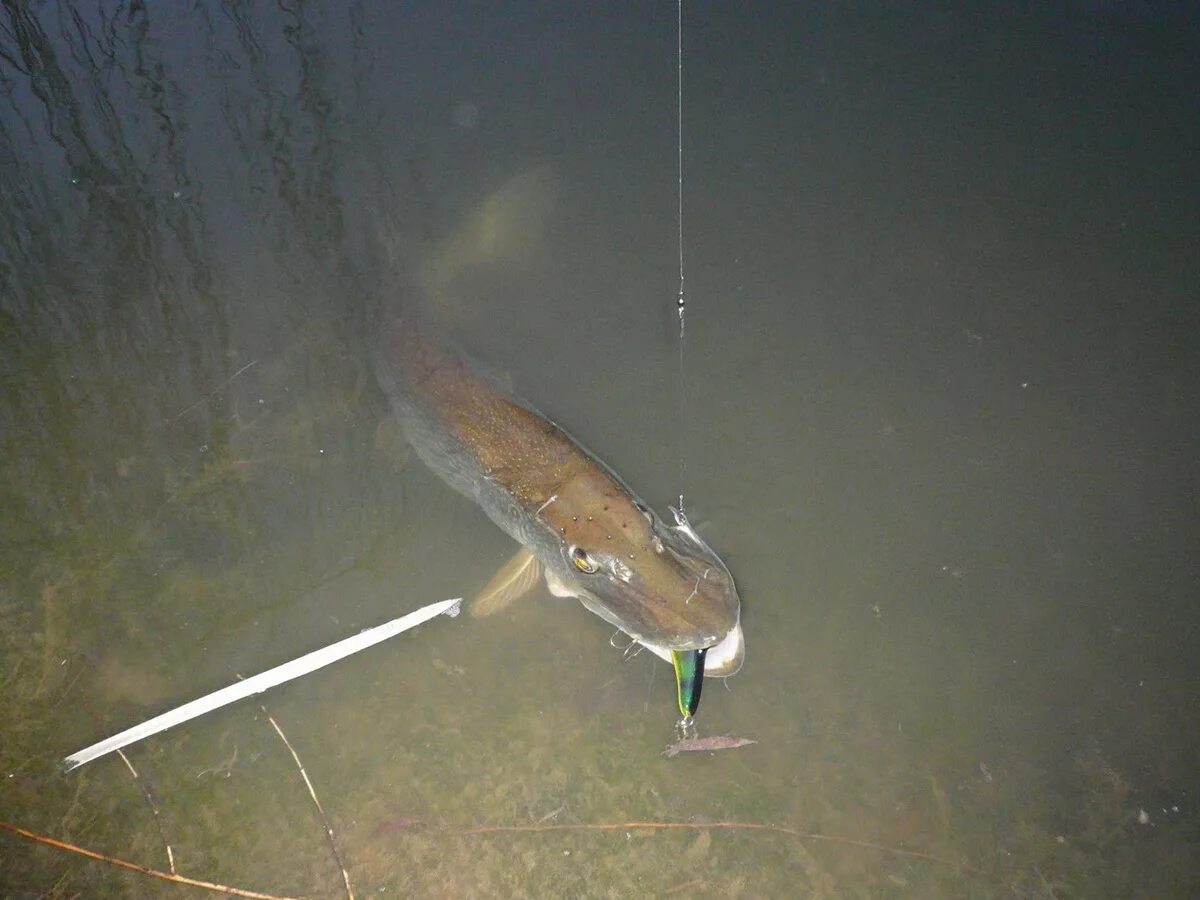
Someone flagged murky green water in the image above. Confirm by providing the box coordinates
[2,3,1198,897]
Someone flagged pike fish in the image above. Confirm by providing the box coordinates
[375,316,744,718]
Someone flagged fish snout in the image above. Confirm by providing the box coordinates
[669,549,740,631]
[666,551,743,676]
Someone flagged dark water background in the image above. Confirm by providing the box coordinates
[2,2,1197,896]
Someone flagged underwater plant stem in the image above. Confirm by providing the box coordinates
[258,702,354,900]
[0,818,299,899]
[447,820,973,873]
[115,748,175,874]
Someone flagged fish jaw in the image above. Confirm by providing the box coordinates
[641,616,744,678]
[544,563,744,677]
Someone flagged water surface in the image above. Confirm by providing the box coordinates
[1,3,1197,897]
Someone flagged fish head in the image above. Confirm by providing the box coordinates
[539,467,743,677]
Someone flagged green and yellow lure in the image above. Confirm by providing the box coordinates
[671,648,707,718]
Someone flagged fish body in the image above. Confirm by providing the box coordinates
[662,735,757,758]
[375,317,744,682]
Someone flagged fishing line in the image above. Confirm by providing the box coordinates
[675,0,687,514]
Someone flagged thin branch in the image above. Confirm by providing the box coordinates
[115,748,175,874]
[164,358,259,425]
[0,818,299,899]
[255,699,353,900]
[446,820,972,873]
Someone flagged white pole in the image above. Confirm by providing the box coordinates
[63,597,462,771]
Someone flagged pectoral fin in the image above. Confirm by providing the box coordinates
[470,548,543,618]
[671,648,708,718]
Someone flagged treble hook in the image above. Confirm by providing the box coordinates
[608,630,643,662]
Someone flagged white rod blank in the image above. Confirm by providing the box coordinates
[62,597,462,771]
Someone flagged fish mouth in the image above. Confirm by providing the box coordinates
[641,616,744,678]
[571,583,743,675]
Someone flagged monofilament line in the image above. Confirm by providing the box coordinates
[675,0,687,513]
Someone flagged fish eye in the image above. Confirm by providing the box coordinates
[570,546,599,574]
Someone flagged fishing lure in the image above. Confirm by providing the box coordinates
[671,648,707,718]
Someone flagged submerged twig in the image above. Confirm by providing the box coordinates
[115,749,175,874]
[194,743,238,779]
[0,818,298,899]
[165,359,259,424]
[257,700,354,900]
[446,820,972,872]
